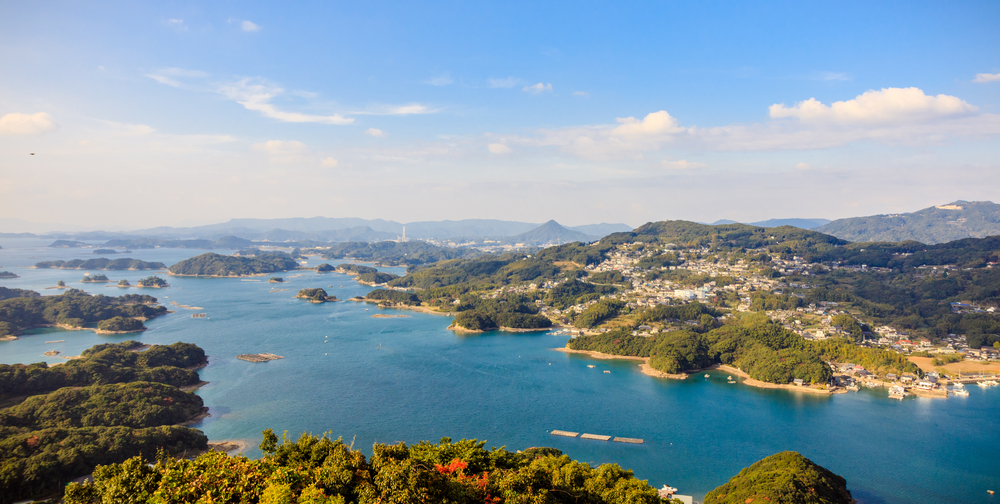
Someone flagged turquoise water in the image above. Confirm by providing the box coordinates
[0,240,998,503]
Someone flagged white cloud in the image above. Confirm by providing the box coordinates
[973,73,1000,83]
[365,128,386,137]
[488,77,519,88]
[660,159,705,169]
[217,79,354,124]
[0,112,58,135]
[321,157,339,167]
[611,111,684,137]
[769,87,977,125]
[251,140,311,164]
[572,91,590,98]
[164,18,186,30]
[495,87,1000,159]
[242,20,260,32]
[795,162,812,170]
[487,143,511,154]
[425,73,453,86]
[145,74,182,87]
[523,83,553,94]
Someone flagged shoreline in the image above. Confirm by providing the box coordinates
[93,327,147,335]
[554,347,839,394]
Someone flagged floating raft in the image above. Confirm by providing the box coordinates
[45,340,65,344]
[580,433,612,441]
[192,313,207,318]
[550,430,579,438]
[237,353,285,363]
[613,437,644,444]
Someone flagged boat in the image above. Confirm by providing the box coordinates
[952,388,969,396]
[704,374,710,378]
[587,365,596,368]
[846,385,860,392]
[978,381,990,388]
[889,385,907,400]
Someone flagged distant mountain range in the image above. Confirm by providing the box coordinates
[816,200,1000,244]
[0,218,632,247]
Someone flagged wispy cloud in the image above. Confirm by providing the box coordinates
[351,103,436,115]
[218,79,354,124]
[572,91,590,98]
[163,18,186,30]
[973,72,1000,83]
[522,82,552,94]
[365,128,386,137]
[813,72,851,81]
[251,140,311,164]
[488,77,519,88]
[144,67,209,88]
[660,159,705,170]
[424,72,453,86]
[0,112,58,135]
[242,20,260,32]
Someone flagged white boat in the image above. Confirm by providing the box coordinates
[952,388,969,396]
[978,381,990,388]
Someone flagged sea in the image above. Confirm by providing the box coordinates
[0,239,997,503]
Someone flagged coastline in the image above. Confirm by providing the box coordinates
[554,347,839,394]
[93,327,147,335]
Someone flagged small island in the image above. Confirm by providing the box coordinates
[117,279,131,287]
[137,276,169,288]
[34,258,166,270]
[81,273,111,283]
[236,353,285,363]
[296,288,338,303]
[315,263,335,272]
[269,277,284,283]
[95,316,146,334]
[0,271,19,279]
[93,249,118,254]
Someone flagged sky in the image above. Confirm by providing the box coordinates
[2,0,999,231]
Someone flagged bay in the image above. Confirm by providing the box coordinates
[0,239,997,503]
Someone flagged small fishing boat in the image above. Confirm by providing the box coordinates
[704,374,710,378]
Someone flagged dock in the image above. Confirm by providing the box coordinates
[237,353,284,363]
[550,430,579,438]
[550,430,643,444]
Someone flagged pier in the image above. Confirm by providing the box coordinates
[550,430,643,444]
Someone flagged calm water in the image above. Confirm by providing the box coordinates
[0,239,997,503]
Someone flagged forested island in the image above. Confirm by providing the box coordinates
[137,276,169,288]
[34,258,166,270]
[80,273,110,283]
[0,341,209,501]
[0,289,167,334]
[0,271,18,279]
[296,288,338,303]
[168,252,300,277]
[60,430,853,504]
[95,315,146,334]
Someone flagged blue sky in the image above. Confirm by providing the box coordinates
[2,1,999,230]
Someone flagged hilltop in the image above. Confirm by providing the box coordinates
[504,220,598,245]
[817,200,1000,244]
